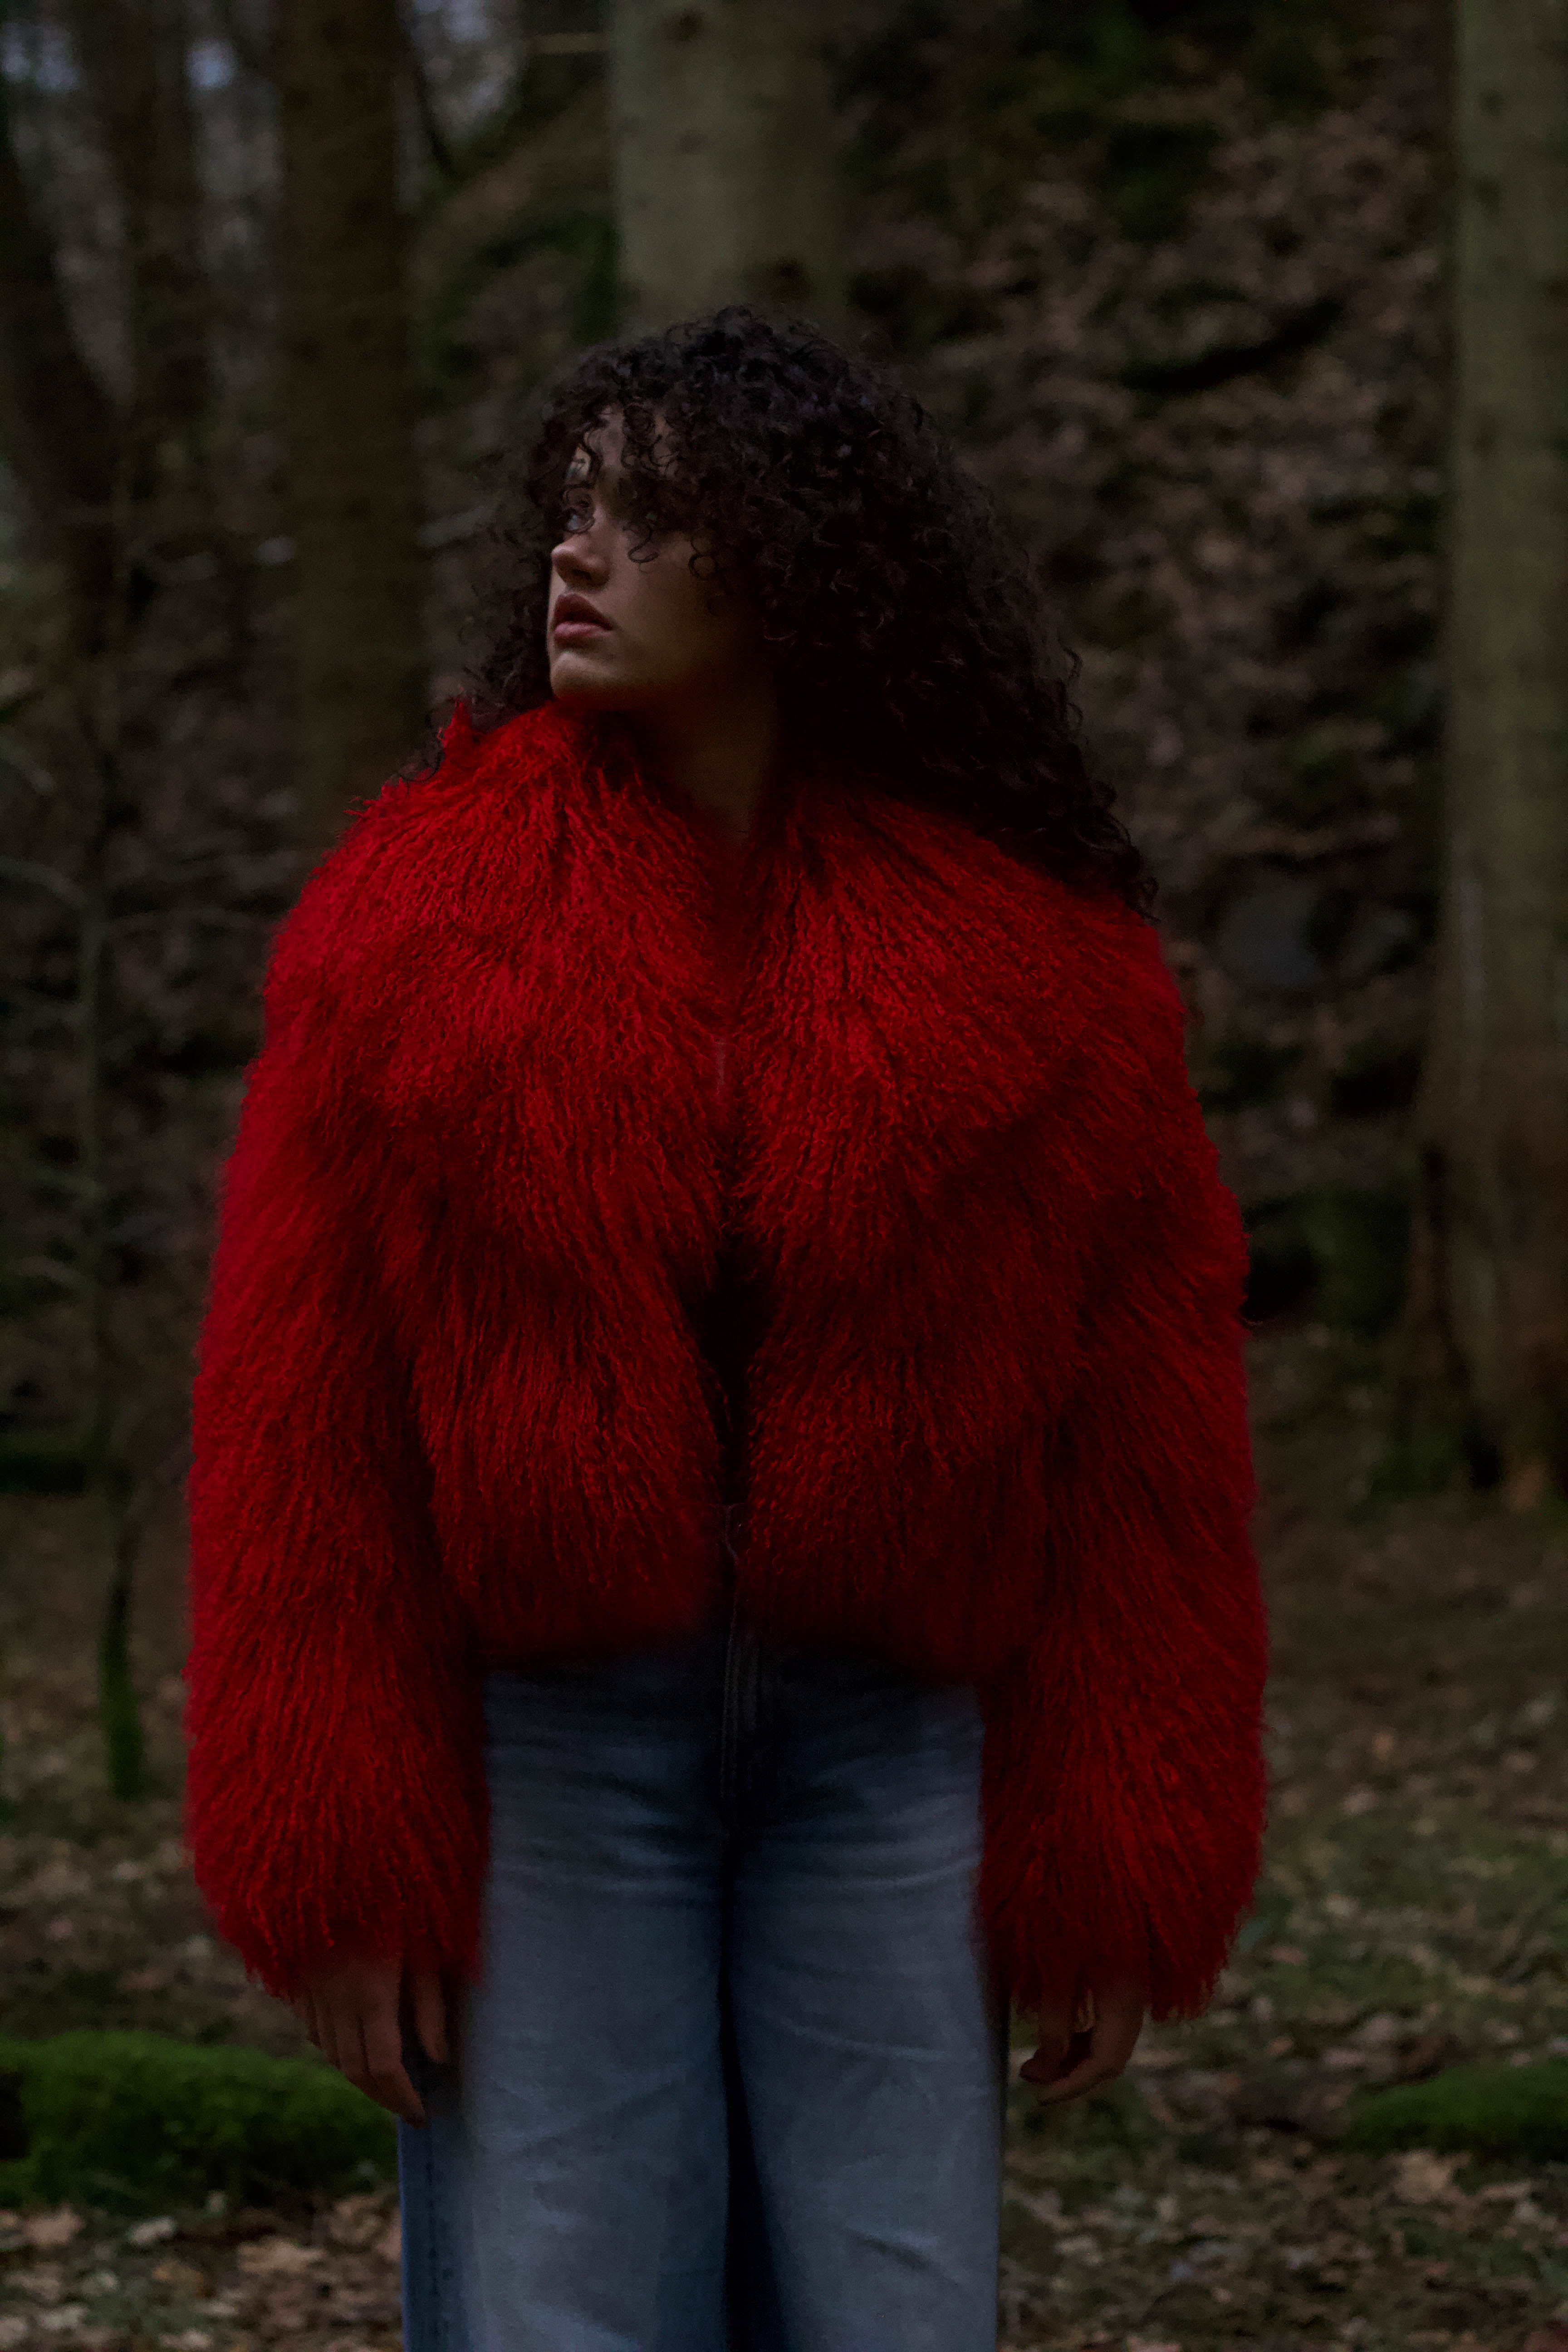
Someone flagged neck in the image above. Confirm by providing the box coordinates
[628,666,782,847]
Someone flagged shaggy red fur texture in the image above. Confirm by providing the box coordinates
[184,699,1267,2019]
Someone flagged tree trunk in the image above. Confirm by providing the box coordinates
[0,75,119,642]
[1402,0,1568,1501]
[273,0,426,847]
[67,0,212,471]
[607,0,842,335]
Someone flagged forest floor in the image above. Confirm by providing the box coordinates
[0,1322,1565,2352]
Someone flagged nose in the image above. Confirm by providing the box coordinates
[550,524,608,589]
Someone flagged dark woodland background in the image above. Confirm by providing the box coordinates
[0,5,1566,2350]
[0,0,1471,1513]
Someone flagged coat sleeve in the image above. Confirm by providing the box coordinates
[980,929,1268,2024]
[183,833,487,2002]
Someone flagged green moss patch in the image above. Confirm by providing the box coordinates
[1009,2074,1168,2210]
[0,2032,394,2212]
[1341,2058,1568,2163]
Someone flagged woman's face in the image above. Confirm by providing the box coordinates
[545,414,765,712]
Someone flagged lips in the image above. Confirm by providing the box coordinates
[552,593,612,643]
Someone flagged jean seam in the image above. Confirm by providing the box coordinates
[400,2040,446,2352]
[421,2110,442,2352]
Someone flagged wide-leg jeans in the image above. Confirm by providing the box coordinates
[397,1588,1007,2351]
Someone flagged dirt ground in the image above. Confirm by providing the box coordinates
[1,1320,1565,2352]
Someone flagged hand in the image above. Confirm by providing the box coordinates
[290,1958,448,2127]
[1019,1979,1147,2106]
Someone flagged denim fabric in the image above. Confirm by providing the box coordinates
[397,1578,1006,2352]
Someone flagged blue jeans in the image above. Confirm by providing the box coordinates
[397,1595,1006,2350]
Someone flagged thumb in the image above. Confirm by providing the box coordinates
[411,1967,448,2067]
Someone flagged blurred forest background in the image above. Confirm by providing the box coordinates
[0,2,1566,2349]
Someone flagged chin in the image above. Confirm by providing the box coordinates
[549,659,636,709]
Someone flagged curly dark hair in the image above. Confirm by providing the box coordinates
[462,306,1152,913]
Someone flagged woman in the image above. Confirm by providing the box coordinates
[185,307,1267,2351]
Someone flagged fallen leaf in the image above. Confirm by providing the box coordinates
[325,2192,389,2251]
[236,2238,324,2278]
[10,2262,64,2302]
[151,2258,207,2296]
[24,2208,83,2249]
[1392,2150,1463,2205]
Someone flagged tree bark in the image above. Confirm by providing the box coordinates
[607,0,842,335]
[0,73,118,642]
[67,0,212,469]
[1402,0,1568,1499]
[273,0,426,847]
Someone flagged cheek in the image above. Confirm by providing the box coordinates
[624,553,735,678]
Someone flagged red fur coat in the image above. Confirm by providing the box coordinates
[184,698,1267,2020]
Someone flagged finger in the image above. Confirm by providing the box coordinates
[1019,2025,1085,2087]
[1098,2014,1144,2073]
[1018,2013,1073,2084]
[1031,2007,1073,2054]
[1087,1996,1145,2080]
[1032,2008,1142,2106]
[334,1999,376,2097]
[1098,1986,1147,2043]
[318,1991,358,2083]
[1031,2047,1123,2105]
[412,1969,448,2068]
[363,1998,426,2128]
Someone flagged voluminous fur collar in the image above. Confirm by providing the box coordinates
[270,697,1177,1675]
